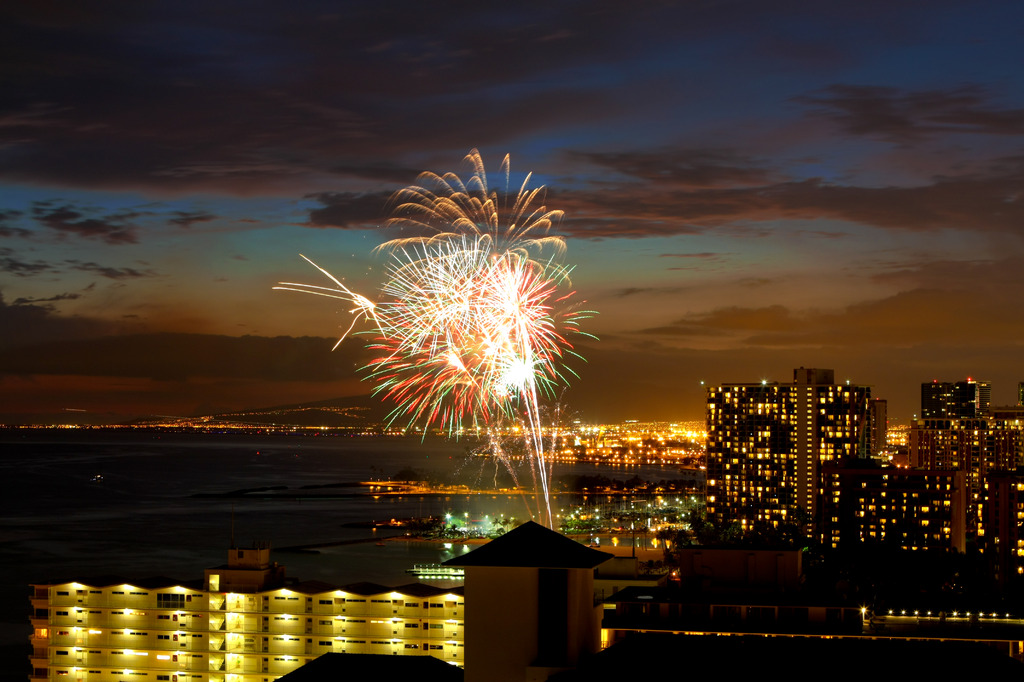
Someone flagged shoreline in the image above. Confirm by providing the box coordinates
[277,530,663,553]
[276,533,490,553]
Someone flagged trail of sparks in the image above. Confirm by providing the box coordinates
[276,150,594,527]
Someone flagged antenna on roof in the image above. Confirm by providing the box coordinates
[230,503,235,549]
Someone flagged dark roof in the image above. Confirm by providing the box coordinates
[443,521,612,569]
[278,652,463,681]
[335,581,393,595]
[31,576,458,596]
[32,576,202,590]
[288,580,342,595]
[291,581,463,598]
[605,585,858,608]
[391,583,464,598]
[549,633,1024,680]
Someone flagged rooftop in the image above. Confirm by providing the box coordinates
[443,521,612,569]
[278,652,463,682]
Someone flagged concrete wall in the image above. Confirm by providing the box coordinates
[464,566,539,682]
[464,565,602,682]
[675,548,802,591]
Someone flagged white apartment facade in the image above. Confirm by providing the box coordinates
[29,548,464,682]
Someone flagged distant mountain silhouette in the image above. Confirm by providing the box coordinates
[201,394,392,427]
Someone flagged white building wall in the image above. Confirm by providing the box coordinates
[30,581,464,682]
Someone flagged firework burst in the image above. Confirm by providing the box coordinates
[277,150,593,526]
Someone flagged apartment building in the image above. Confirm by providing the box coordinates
[985,470,1024,588]
[821,458,967,552]
[910,417,1024,539]
[705,367,871,532]
[29,546,464,682]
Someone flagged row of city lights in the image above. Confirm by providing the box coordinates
[863,606,1018,619]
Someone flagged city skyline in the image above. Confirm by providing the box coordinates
[4,2,1024,424]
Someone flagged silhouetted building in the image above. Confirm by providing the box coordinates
[870,398,887,457]
[991,405,1024,420]
[984,470,1024,589]
[444,521,610,682]
[921,378,990,419]
[955,379,991,417]
[670,547,803,592]
[277,652,463,682]
[596,551,1024,667]
[706,367,871,533]
[594,549,1024,671]
[821,458,967,552]
[922,380,955,419]
[551,633,1024,681]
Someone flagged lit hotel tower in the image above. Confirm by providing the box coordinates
[706,368,871,533]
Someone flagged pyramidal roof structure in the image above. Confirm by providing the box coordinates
[443,521,612,569]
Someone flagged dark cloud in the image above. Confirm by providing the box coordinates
[0,210,30,238]
[168,211,216,228]
[637,267,1024,351]
[31,202,139,244]
[569,149,774,188]
[11,292,81,305]
[328,162,427,185]
[798,84,1024,142]
[610,284,692,298]
[0,226,32,238]
[0,248,154,280]
[654,305,798,336]
[0,248,55,277]
[797,229,847,239]
[614,287,656,297]
[65,260,156,279]
[659,252,729,259]
[0,291,112,349]
[549,157,1024,238]
[638,324,728,337]
[737,289,1024,349]
[868,256,1024,293]
[305,191,391,229]
[664,256,733,271]
[0,1,634,193]
[2,1,1023,424]
[0,332,368,383]
[556,212,706,240]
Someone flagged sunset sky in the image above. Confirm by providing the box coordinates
[3,1,1024,424]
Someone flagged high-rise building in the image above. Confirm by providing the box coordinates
[984,471,1024,588]
[821,458,966,552]
[869,398,887,458]
[921,378,990,419]
[705,368,871,534]
[29,546,465,682]
[910,417,1024,541]
[954,378,991,417]
[921,381,955,419]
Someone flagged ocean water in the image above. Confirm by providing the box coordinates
[0,428,679,652]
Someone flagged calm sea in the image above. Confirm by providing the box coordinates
[0,428,680,654]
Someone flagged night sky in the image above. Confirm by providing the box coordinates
[3,1,1024,424]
